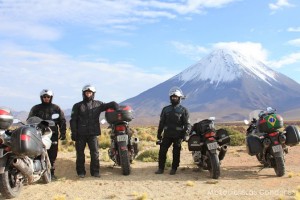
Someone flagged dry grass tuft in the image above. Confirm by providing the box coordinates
[186,180,195,186]
[136,192,148,200]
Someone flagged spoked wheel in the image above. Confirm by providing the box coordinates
[206,151,220,179]
[0,167,23,199]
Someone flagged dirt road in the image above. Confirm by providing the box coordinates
[1,146,300,200]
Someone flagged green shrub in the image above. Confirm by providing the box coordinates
[136,148,171,168]
[136,148,160,162]
[99,132,111,149]
[223,127,246,146]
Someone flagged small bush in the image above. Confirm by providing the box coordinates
[223,127,246,146]
[99,132,111,149]
[136,149,160,162]
[136,148,171,168]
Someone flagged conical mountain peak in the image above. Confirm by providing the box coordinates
[176,48,277,86]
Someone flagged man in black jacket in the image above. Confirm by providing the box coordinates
[28,89,66,179]
[70,84,119,178]
[155,87,191,175]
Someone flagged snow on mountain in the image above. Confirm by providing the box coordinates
[122,48,300,123]
[176,48,277,86]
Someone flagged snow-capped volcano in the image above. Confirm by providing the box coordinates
[122,48,300,123]
[176,48,277,86]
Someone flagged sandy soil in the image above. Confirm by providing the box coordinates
[1,145,300,200]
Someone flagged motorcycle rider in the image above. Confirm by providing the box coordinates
[27,89,66,180]
[155,87,191,175]
[70,84,119,178]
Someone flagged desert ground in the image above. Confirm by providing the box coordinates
[1,145,300,200]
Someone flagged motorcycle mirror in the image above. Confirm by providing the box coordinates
[244,119,249,125]
[209,117,215,121]
[52,114,59,119]
[100,119,107,124]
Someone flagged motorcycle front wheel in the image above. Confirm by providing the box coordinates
[0,169,23,199]
[207,151,220,179]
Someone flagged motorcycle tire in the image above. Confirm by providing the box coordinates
[0,169,23,198]
[41,154,52,184]
[119,148,131,176]
[256,154,268,167]
[274,156,285,177]
[207,151,220,179]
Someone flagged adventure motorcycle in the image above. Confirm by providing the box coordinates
[245,107,300,177]
[105,106,138,175]
[0,107,57,199]
[187,117,230,179]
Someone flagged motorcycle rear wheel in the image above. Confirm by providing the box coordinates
[0,169,23,199]
[119,148,131,176]
[207,151,220,179]
[274,156,285,177]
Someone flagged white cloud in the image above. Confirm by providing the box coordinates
[287,38,300,47]
[287,27,300,32]
[171,41,209,60]
[268,52,300,68]
[213,42,269,63]
[269,0,294,11]
[172,41,269,63]
[0,0,239,39]
[0,43,175,111]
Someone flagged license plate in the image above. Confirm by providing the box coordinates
[207,142,218,150]
[117,135,128,142]
[272,145,282,153]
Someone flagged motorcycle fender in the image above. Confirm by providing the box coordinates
[0,156,8,174]
[117,141,128,151]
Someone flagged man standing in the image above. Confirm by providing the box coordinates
[155,87,191,175]
[28,89,66,180]
[70,84,119,178]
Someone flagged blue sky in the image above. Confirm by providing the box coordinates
[0,0,300,111]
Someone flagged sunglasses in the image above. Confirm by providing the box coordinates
[42,96,51,99]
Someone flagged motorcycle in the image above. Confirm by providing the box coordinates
[105,106,139,175]
[187,117,230,179]
[0,107,58,199]
[244,107,300,177]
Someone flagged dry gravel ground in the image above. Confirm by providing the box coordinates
[1,145,300,200]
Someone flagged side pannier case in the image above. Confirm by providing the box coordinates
[105,105,133,124]
[285,125,300,146]
[216,128,230,145]
[246,134,263,156]
[188,133,202,151]
[257,114,283,133]
[11,126,43,157]
[0,108,13,130]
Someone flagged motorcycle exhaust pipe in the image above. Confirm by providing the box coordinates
[133,137,139,144]
[218,145,228,161]
[12,158,34,183]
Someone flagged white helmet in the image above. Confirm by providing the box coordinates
[40,89,53,97]
[169,87,184,98]
[82,84,96,93]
